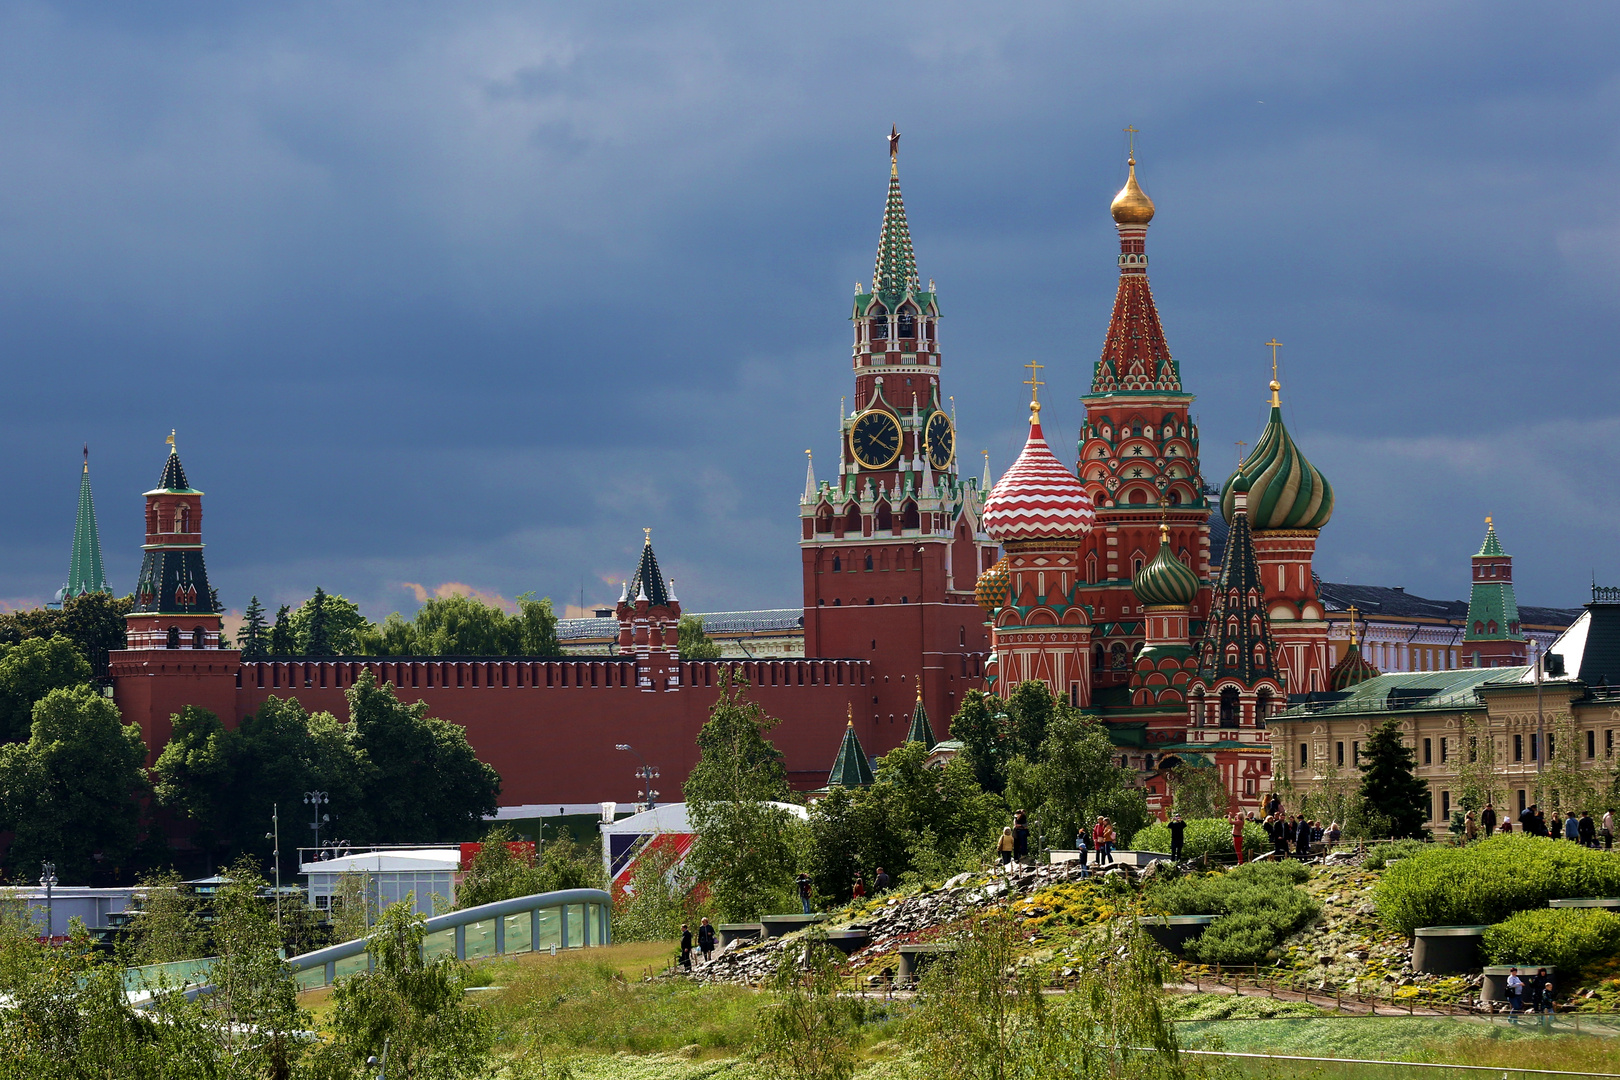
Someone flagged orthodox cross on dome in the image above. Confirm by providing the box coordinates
[1347,603,1361,645]
[1235,439,1247,465]
[166,429,176,453]
[888,124,900,172]
[1265,339,1283,407]
[1023,359,1045,414]
[1123,124,1139,160]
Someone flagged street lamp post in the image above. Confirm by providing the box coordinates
[304,791,331,850]
[39,862,57,941]
[265,803,283,934]
[615,744,661,809]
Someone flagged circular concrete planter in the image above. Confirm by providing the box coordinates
[897,943,955,984]
[824,928,871,954]
[1482,964,1556,1003]
[717,923,764,949]
[1412,925,1490,974]
[1137,914,1218,955]
[1548,898,1620,909]
[759,914,828,938]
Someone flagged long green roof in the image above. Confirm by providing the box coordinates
[1279,666,1527,718]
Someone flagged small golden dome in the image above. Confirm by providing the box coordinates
[1110,157,1155,225]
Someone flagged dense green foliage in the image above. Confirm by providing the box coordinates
[0,635,92,743]
[1004,696,1150,852]
[1130,817,1270,861]
[908,911,1221,1080]
[1146,861,1321,965]
[1483,908,1620,971]
[1167,765,1228,819]
[236,595,270,661]
[1361,838,1427,870]
[684,671,802,920]
[754,939,864,1080]
[1374,833,1620,934]
[357,591,563,657]
[313,900,494,1079]
[677,614,722,660]
[0,686,149,881]
[0,591,132,679]
[948,682,1061,793]
[804,739,1004,902]
[1358,717,1430,838]
[455,826,603,909]
[154,673,499,873]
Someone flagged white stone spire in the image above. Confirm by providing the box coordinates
[803,449,817,503]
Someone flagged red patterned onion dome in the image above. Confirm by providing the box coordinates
[982,407,1095,542]
[975,556,1010,613]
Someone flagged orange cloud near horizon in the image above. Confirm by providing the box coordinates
[400,581,519,614]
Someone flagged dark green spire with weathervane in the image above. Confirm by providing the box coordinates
[827,707,876,788]
[56,446,111,606]
[906,684,936,750]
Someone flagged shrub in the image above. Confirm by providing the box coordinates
[1129,817,1270,862]
[1362,838,1426,870]
[1145,862,1319,965]
[1374,834,1620,935]
[1483,908,1620,971]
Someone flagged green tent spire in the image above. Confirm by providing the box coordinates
[872,125,920,304]
[827,709,875,788]
[906,686,936,750]
[61,446,109,603]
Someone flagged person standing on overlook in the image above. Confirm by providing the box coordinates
[1481,803,1497,836]
[1230,812,1245,865]
[1168,813,1186,861]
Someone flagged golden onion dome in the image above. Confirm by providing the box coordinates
[1110,157,1155,225]
[1131,526,1199,608]
[975,556,1010,613]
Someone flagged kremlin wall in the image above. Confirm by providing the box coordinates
[95,136,1573,818]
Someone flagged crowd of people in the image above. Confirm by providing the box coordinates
[1455,803,1617,848]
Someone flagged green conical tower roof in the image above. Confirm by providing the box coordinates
[828,711,875,788]
[906,688,936,750]
[1476,520,1507,557]
[61,447,110,602]
[1464,517,1523,643]
[872,126,920,305]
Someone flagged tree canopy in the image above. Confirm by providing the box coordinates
[0,592,130,679]
[1003,689,1150,853]
[0,635,93,743]
[355,592,563,657]
[0,686,148,881]
[678,614,723,660]
[1358,717,1431,838]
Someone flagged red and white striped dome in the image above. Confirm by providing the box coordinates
[983,412,1095,542]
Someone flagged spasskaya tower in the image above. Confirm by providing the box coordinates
[801,128,997,750]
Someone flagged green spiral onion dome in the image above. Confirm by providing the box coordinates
[1220,398,1334,531]
[975,556,1010,613]
[1132,528,1199,608]
[1328,639,1379,691]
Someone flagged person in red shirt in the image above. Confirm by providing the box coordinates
[1231,813,1245,865]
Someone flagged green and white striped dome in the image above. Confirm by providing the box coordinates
[1132,527,1200,608]
[1220,404,1333,531]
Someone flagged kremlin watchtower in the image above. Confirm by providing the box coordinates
[1076,153,1212,692]
[1461,518,1527,667]
[616,532,683,691]
[125,434,224,651]
[800,129,998,741]
[981,386,1097,705]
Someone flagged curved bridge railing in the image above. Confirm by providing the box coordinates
[285,888,612,991]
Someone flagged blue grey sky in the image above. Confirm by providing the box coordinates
[2,1,1617,621]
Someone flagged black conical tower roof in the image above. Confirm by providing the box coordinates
[629,533,671,607]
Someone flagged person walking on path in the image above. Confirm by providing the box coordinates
[1230,813,1245,865]
[1093,817,1115,864]
[1464,810,1478,843]
[874,867,890,894]
[796,872,813,915]
[680,923,693,971]
[1538,969,1556,1027]
[1013,810,1030,865]
[697,917,716,964]
[1481,803,1497,837]
[1294,814,1313,859]
[1580,811,1597,848]
[1506,968,1524,1021]
[1519,803,1537,835]
[1604,808,1615,850]
[1565,811,1581,841]
[852,872,866,901]
[998,827,1015,868]
[1075,831,1089,868]
[1168,813,1187,861]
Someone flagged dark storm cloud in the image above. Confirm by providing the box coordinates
[0,1,1617,617]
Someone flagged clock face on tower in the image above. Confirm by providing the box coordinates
[850,409,902,470]
[924,412,954,471]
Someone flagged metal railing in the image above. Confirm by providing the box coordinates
[122,889,612,998]
[287,888,612,991]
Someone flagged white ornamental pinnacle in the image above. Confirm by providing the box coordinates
[636,579,648,603]
[803,450,817,503]
[667,578,677,602]
[619,581,629,603]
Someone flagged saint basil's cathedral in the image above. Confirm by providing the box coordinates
[89,135,1557,818]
